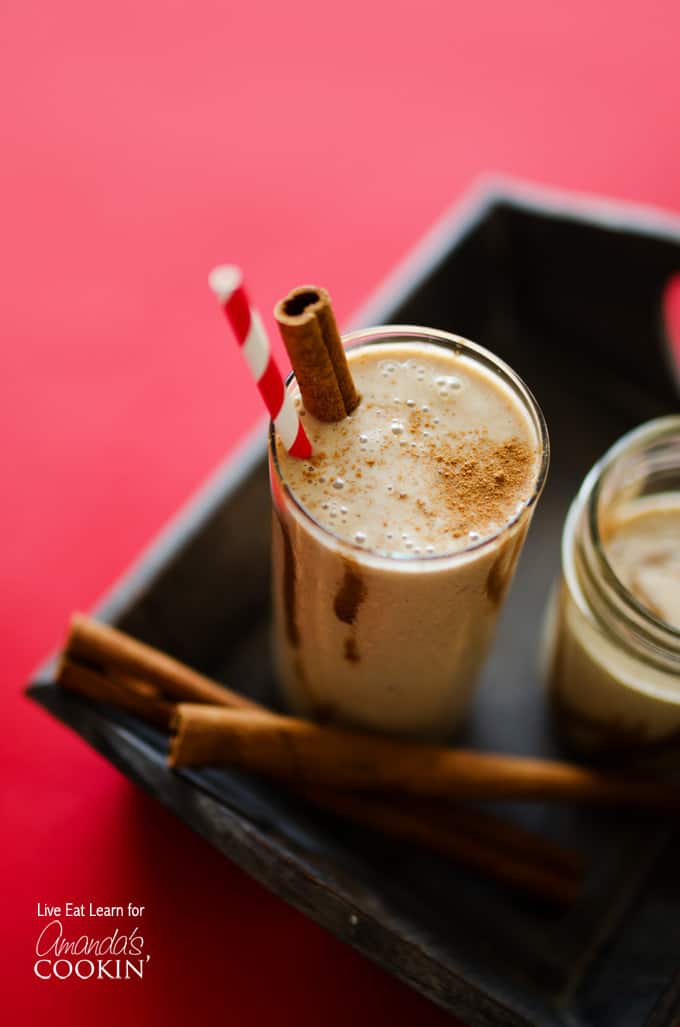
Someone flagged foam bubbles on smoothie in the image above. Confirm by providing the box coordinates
[435,375,461,393]
[277,342,538,558]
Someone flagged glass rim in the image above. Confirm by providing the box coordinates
[583,414,680,641]
[268,325,550,566]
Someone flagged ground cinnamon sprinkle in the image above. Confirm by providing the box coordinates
[431,436,534,538]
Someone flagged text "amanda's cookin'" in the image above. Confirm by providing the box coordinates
[34,917,150,981]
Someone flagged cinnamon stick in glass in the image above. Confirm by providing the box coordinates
[168,704,680,810]
[274,285,359,421]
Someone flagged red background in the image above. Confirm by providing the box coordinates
[3,1,680,1022]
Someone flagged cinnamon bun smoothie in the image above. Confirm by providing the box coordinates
[269,327,548,739]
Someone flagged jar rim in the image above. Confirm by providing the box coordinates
[583,415,680,644]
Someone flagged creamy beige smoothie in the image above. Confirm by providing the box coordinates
[269,328,547,738]
[544,495,680,755]
[606,501,680,626]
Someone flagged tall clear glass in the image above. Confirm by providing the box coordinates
[269,326,549,739]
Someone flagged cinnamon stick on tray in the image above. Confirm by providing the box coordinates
[168,704,680,810]
[302,788,581,907]
[55,644,583,905]
[66,613,259,711]
[302,787,583,877]
[57,658,175,729]
[58,624,579,871]
[274,285,359,421]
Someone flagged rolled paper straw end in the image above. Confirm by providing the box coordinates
[208,264,243,303]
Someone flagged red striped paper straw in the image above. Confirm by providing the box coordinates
[209,265,312,459]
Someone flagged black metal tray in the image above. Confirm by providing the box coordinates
[28,179,680,1027]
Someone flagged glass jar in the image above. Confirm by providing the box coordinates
[542,416,680,765]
